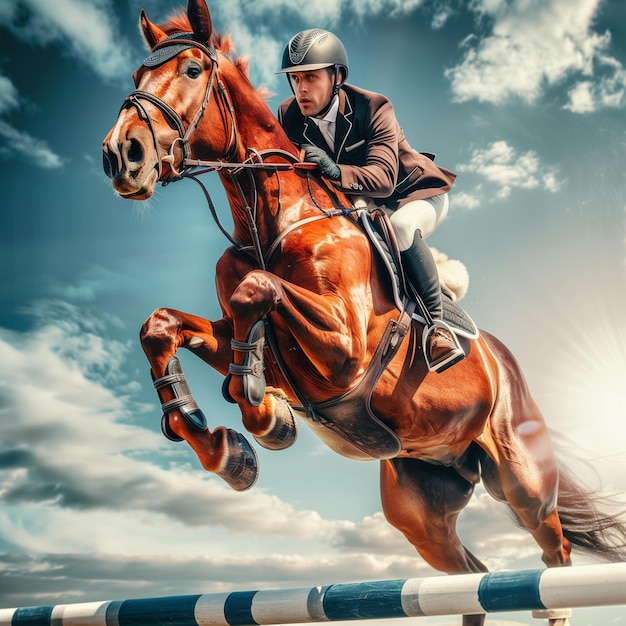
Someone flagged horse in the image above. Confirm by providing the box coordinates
[102,2,626,624]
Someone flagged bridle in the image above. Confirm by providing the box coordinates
[121,35,237,178]
[119,33,356,270]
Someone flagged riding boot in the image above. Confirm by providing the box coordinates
[400,230,465,372]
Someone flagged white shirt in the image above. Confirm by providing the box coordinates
[311,95,339,150]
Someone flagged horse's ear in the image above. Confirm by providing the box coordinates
[139,8,167,49]
[187,0,213,44]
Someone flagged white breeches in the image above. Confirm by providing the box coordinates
[388,193,449,251]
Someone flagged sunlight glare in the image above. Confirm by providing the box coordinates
[538,304,626,446]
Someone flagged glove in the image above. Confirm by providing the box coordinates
[302,144,341,180]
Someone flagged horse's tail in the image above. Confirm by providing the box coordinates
[553,433,626,562]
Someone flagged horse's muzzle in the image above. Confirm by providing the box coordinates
[102,138,145,180]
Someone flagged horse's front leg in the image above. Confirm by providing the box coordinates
[140,308,258,491]
[226,269,366,443]
[228,269,365,386]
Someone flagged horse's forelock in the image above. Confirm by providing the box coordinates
[156,11,192,38]
[158,13,249,77]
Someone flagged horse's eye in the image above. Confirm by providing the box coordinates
[186,63,202,79]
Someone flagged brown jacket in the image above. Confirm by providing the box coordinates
[278,83,456,207]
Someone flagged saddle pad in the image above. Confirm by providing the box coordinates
[413,295,479,340]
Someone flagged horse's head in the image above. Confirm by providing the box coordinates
[102,0,238,200]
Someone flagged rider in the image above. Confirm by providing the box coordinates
[276,29,464,373]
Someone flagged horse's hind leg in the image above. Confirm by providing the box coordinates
[484,336,572,625]
[485,426,572,626]
[380,457,487,626]
[485,370,572,569]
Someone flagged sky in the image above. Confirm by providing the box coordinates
[1,0,625,625]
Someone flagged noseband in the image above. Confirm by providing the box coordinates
[121,34,236,177]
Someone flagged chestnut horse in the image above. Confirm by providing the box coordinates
[102,2,626,624]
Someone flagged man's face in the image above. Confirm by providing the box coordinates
[289,68,334,117]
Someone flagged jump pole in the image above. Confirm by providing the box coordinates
[1,563,625,626]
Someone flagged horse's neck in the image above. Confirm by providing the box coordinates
[217,165,310,249]
[212,76,322,248]
[210,65,358,257]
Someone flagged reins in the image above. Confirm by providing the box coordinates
[171,150,356,270]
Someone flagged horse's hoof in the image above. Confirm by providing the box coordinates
[254,394,298,450]
[216,427,259,491]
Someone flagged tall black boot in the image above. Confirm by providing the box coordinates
[400,230,465,372]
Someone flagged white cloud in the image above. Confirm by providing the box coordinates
[207,0,426,88]
[456,140,562,199]
[326,512,411,553]
[0,73,19,115]
[565,64,626,113]
[431,3,454,30]
[0,120,64,169]
[0,0,134,169]
[0,74,44,166]
[0,71,58,170]
[452,190,482,211]
[0,0,134,82]
[446,0,626,112]
[0,302,326,538]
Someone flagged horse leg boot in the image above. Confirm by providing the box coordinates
[227,319,297,450]
[229,319,267,407]
[153,356,258,491]
[400,230,465,373]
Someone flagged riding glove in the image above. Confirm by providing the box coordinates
[302,144,341,180]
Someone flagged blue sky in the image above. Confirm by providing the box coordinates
[1,1,625,624]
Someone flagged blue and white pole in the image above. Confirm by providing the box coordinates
[1,563,625,626]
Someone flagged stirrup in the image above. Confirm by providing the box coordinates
[152,356,208,441]
[422,320,465,374]
[229,320,266,407]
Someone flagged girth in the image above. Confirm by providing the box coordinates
[266,300,415,461]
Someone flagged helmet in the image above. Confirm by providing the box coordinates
[277,29,348,80]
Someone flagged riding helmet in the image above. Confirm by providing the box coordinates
[277,29,348,80]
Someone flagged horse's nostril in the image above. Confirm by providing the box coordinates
[102,151,113,178]
[127,138,144,163]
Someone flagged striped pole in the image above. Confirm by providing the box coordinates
[1,563,625,626]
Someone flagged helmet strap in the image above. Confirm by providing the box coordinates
[286,73,296,95]
[315,67,342,117]
[332,66,343,96]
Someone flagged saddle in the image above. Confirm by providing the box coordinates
[359,208,478,341]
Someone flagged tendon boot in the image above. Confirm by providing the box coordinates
[400,230,465,373]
